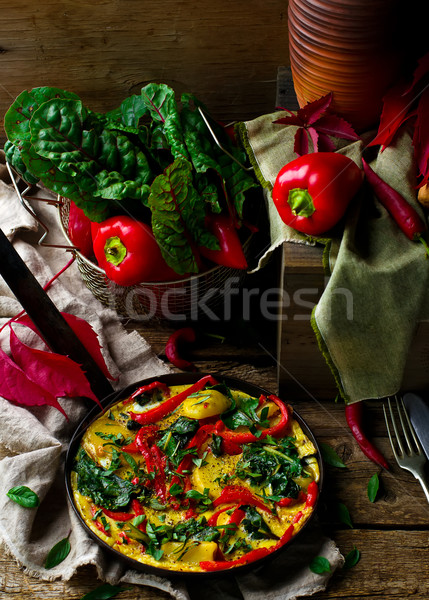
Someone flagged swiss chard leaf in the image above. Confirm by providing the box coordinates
[148,157,218,274]
[3,141,39,185]
[3,86,80,146]
[74,449,134,510]
[141,83,189,161]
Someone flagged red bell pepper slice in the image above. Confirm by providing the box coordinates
[207,505,234,526]
[304,481,319,509]
[217,394,290,445]
[123,381,171,405]
[200,547,271,572]
[213,486,272,514]
[228,507,246,526]
[121,424,160,454]
[102,508,135,521]
[128,375,218,425]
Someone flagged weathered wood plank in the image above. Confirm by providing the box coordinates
[0,0,290,143]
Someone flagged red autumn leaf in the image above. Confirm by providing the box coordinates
[413,89,429,186]
[0,345,67,418]
[315,114,361,141]
[9,326,103,410]
[273,92,359,157]
[293,126,309,156]
[16,312,115,381]
[368,80,415,149]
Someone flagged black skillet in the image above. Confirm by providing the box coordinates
[64,371,324,579]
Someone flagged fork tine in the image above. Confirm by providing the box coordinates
[395,396,415,455]
[383,401,399,460]
[398,396,423,454]
[387,397,405,456]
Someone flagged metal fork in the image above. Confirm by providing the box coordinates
[383,396,429,503]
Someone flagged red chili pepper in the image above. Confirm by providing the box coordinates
[165,327,197,371]
[362,158,429,255]
[345,402,389,469]
[68,200,93,257]
[128,375,218,425]
[199,214,248,269]
[102,508,135,521]
[272,152,363,236]
[304,481,319,509]
[213,486,272,514]
[217,394,290,445]
[92,215,180,286]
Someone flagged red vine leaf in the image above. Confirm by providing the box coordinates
[273,92,359,156]
[9,326,103,410]
[0,345,67,417]
[16,312,115,381]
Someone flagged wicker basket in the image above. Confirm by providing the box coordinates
[58,197,252,321]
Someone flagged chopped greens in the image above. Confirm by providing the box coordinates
[236,437,305,499]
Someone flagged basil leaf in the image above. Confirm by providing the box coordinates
[79,583,132,600]
[6,485,40,508]
[320,443,347,468]
[149,158,218,274]
[45,537,71,569]
[344,545,361,569]
[367,473,380,503]
[309,556,331,574]
[337,502,353,528]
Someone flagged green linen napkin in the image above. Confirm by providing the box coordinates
[239,113,429,403]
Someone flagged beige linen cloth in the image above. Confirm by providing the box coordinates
[0,158,342,599]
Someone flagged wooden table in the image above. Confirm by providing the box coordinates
[1,253,428,600]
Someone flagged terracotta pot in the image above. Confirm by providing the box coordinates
[288,0,403,132]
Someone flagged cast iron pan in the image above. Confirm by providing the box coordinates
[65,372,324,579]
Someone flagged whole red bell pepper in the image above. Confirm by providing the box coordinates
[92,215,180,286]
[68,201,93,257]
[199,214,248,269]
[272,152,363,236]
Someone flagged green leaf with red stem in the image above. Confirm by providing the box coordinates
[149,158,218,274]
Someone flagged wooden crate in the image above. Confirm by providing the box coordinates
[277,242,429,400]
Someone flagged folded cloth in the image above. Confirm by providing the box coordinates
[0,161,343,599]
[239,113,429,402]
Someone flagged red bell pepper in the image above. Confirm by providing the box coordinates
[217,394,290,445]
[200,547,271,571]
[102,508,135,521]
[272,153,363,236]
[199,214,248,269]
[128,375,218,425]
[304,481,319,509]
[128,381,171,403]
[165,327,197,371]
[212,485,272,514]
[92,215,180,286]
[68,200,93,257]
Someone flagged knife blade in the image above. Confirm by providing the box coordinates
[403,392,429,461]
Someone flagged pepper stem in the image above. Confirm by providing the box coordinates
[104,236,127,266]
[288,188,315,218]
[416,233,429,258]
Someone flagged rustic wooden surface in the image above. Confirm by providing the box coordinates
[1,254,429,598]
[0,0,290,144]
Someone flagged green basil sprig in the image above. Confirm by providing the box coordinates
[6,485,40,508]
